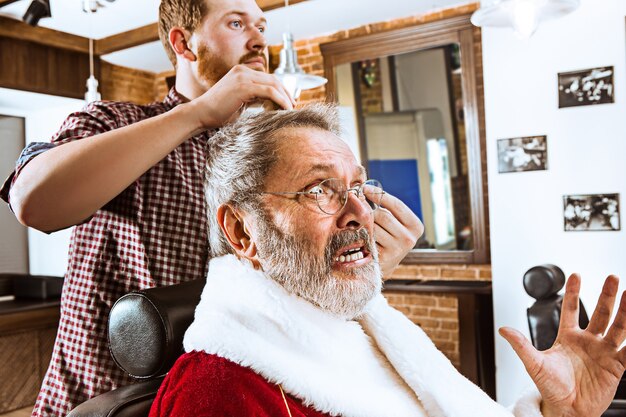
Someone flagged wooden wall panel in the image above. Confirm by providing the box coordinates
[0,332,39,412]
[0,37,90,99]
[100,61,156,104]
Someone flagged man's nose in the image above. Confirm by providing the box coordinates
[336,191,371,230]
[247,28,267,52]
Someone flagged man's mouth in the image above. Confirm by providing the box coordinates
[333,245,369,264]
[241,53,266,69]
[245,57,265,65]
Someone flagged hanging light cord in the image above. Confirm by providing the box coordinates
[89,38,94,77]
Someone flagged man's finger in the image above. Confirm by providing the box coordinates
[230,67,295,109]
[372,216,394,248]
[605,289,626,347]
[499,327,543,379]
[587,275,619,335]
[369,190,423,233]
[373,207,417,250]
[558,274,582,331]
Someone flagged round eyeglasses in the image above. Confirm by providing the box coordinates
[261,178,385,215]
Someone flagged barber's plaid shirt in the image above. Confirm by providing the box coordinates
[1,89,212,417]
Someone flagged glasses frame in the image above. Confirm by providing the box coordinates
[260,178,385,215]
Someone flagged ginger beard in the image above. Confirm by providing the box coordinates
[253,208,382,320]
[197,43,267,85]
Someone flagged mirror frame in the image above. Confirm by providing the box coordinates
[320,14,488,264]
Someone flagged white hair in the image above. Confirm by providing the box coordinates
[205,103,341,257]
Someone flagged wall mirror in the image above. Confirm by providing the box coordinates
[321,15,488,264]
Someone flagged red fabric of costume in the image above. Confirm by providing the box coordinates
[149,351,332,417]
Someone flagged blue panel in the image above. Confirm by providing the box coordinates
[368,159,422,221]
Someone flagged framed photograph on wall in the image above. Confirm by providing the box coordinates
[563,193,620,231]
[558,67,614,108]
[497,135,548,173]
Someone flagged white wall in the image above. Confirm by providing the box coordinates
[0,116,28,273]
[482,0,626,404]
[0,89,84,277]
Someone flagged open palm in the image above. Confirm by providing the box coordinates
[500,274,626,417]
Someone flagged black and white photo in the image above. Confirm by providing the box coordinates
[563,193,620,231]
[558,66,614,108]
[497,135,548,173]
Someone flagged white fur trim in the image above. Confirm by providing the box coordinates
[509,387,543,417]
[184,254,542,417]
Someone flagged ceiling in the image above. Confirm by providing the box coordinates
[0,0,468,73]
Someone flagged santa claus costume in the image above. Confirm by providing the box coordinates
[149,255,543,417]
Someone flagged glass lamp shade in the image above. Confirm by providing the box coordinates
[470,0,580,38]
[273,32,327,99]
[85,75,101,103]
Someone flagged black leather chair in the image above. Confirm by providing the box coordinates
[67,278,205,417]
[524,265,626,417]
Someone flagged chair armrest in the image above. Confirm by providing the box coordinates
[66,377,164,417]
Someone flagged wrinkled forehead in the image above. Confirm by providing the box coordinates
[204,0,265,22]
[267,126,365,187]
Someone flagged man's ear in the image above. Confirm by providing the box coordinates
[169,27,197,62]
[217,204,257,260]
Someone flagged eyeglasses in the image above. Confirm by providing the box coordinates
[260,178,385,215]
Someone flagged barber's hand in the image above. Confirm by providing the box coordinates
[500,274,626,417]
[366,190,423,278]
[188,65,295,129]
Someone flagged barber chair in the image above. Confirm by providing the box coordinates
[524,265,626,417]
[66,278,205,417]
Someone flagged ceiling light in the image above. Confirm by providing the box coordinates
[273,32,327,100]
[272,0,327,100]
[83,0,101,104]
[22,0,51,26]
[470,0,580,38]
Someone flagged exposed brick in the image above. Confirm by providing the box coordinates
[390,265,420,279]
[441,321,459,331]
[409,306,429,316]
[404,295,437,307]
[434,340,456,353]
[430,309,458,319]
[411,318,440,329]
[437,297,458,308]
[384,293,405,304]
[441,267,480,280]
[419,267,442,279]
[346,26,370,38]
[479,269,492,279]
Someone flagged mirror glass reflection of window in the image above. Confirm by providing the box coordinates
[336,43,472,250]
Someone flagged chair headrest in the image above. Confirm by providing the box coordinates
[523,264,565,301]
[108,279,205,379]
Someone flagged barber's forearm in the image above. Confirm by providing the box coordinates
[10,103,203,232]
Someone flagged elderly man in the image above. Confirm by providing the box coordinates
[149,104,626,417]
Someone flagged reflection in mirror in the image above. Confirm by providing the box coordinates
[336,44,472,251]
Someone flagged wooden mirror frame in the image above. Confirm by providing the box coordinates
[320,14,488,264]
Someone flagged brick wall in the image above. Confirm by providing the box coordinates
[385,291,461,367]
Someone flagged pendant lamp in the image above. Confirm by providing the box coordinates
[470,0,580,38]
[84,0,101,104]
[85,38,102,103]
[273,1,327,99]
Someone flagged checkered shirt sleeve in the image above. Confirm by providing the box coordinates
[5,91,213,417]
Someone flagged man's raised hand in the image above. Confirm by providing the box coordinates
[500,274,626,417]
[188,64,296,130]
[366,191,424,278]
